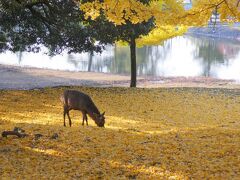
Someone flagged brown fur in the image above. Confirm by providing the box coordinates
[60,90,105,127]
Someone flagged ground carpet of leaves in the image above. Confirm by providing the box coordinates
[0,87,240,179]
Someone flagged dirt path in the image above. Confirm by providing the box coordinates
[0,64,239,89]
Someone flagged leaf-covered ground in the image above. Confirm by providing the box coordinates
[0,87,240,179]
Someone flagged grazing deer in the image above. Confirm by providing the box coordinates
[60,90,105,127]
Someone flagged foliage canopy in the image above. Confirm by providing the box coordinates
[0,0,106,54]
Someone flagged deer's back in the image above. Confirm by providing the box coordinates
[61,90,99,113]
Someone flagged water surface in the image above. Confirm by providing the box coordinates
[0,35,240,81]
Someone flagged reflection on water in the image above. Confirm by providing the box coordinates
[0,35,240,81]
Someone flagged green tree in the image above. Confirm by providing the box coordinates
[0,0,104,54]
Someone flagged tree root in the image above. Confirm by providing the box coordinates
[2,127,27,138]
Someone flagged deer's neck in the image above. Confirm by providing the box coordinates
[87,104,100,120]
[88,111,99,122]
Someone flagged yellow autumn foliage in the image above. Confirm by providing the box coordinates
[136,25,188,47]
[117,25,187,47]
[184,0,240,25]
[80,0,240,26]
[0,87,240,179]
[80,0,185,25]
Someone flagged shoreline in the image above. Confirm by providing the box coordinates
[0,64,239,90]
[187,26,240,41]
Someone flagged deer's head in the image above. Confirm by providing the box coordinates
[94,112,105,127]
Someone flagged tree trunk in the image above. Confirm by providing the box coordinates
[130,37,136,87]
[88,51,93,72]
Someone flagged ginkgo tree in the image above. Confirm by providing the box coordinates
[80,0,240,87]
[81,0,186,87]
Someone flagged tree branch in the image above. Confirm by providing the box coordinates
[182,0,225,18]
[223,0,237,17]
[2,131,27,138]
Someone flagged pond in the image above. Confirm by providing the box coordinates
[0,35,240,81]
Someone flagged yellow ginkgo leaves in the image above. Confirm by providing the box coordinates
[0,87,240,179]
[81,0,156,25]
[184,0,240,25]
[80,0,240,26]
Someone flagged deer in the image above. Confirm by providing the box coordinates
[60,90,105,127]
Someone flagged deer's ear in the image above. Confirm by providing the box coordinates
[102,112,105,116]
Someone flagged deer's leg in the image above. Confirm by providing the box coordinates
[63,106,67,127]
[66,110,72,127]
[82,111,87,126]
[85,114,88,126]
[82,112,85,126]
[82,114,84,126]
